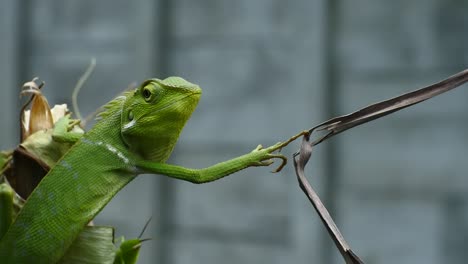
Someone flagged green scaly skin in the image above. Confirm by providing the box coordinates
[0,77,288,263]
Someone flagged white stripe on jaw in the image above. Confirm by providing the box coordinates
[123,119,136,130]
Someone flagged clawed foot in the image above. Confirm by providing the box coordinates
[250,143,288,172]
[67,118,81,131]
[250,130,309,173]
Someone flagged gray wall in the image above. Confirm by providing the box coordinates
[1,1,467,263]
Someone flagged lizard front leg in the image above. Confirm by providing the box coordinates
[135,142,288,184]
[135,131,309,183]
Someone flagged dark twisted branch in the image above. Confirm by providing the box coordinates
[292,69,468,263]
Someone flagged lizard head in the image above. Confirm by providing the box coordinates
[121,77,201,162]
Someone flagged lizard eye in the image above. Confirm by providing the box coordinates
[142,87,152,101]
[141,83,162,103]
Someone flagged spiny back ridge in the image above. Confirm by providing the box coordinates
[96,90,132,120]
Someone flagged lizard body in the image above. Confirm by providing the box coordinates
[0,77,287,263]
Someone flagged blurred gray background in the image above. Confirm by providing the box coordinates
[1,0,468,263]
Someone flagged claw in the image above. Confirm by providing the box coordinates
[270,154,287,173]
[252,144,263,153]
[251,159,273,167]
[273,130,309,151]
[68,119,81,130]
[261,160,274,166]
[250,130,308,172]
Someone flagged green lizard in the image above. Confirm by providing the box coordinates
[0,77,291,263]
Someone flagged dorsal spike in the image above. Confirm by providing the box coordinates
[96,90,132,120]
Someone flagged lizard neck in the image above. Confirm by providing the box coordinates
[85,106,126,150]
